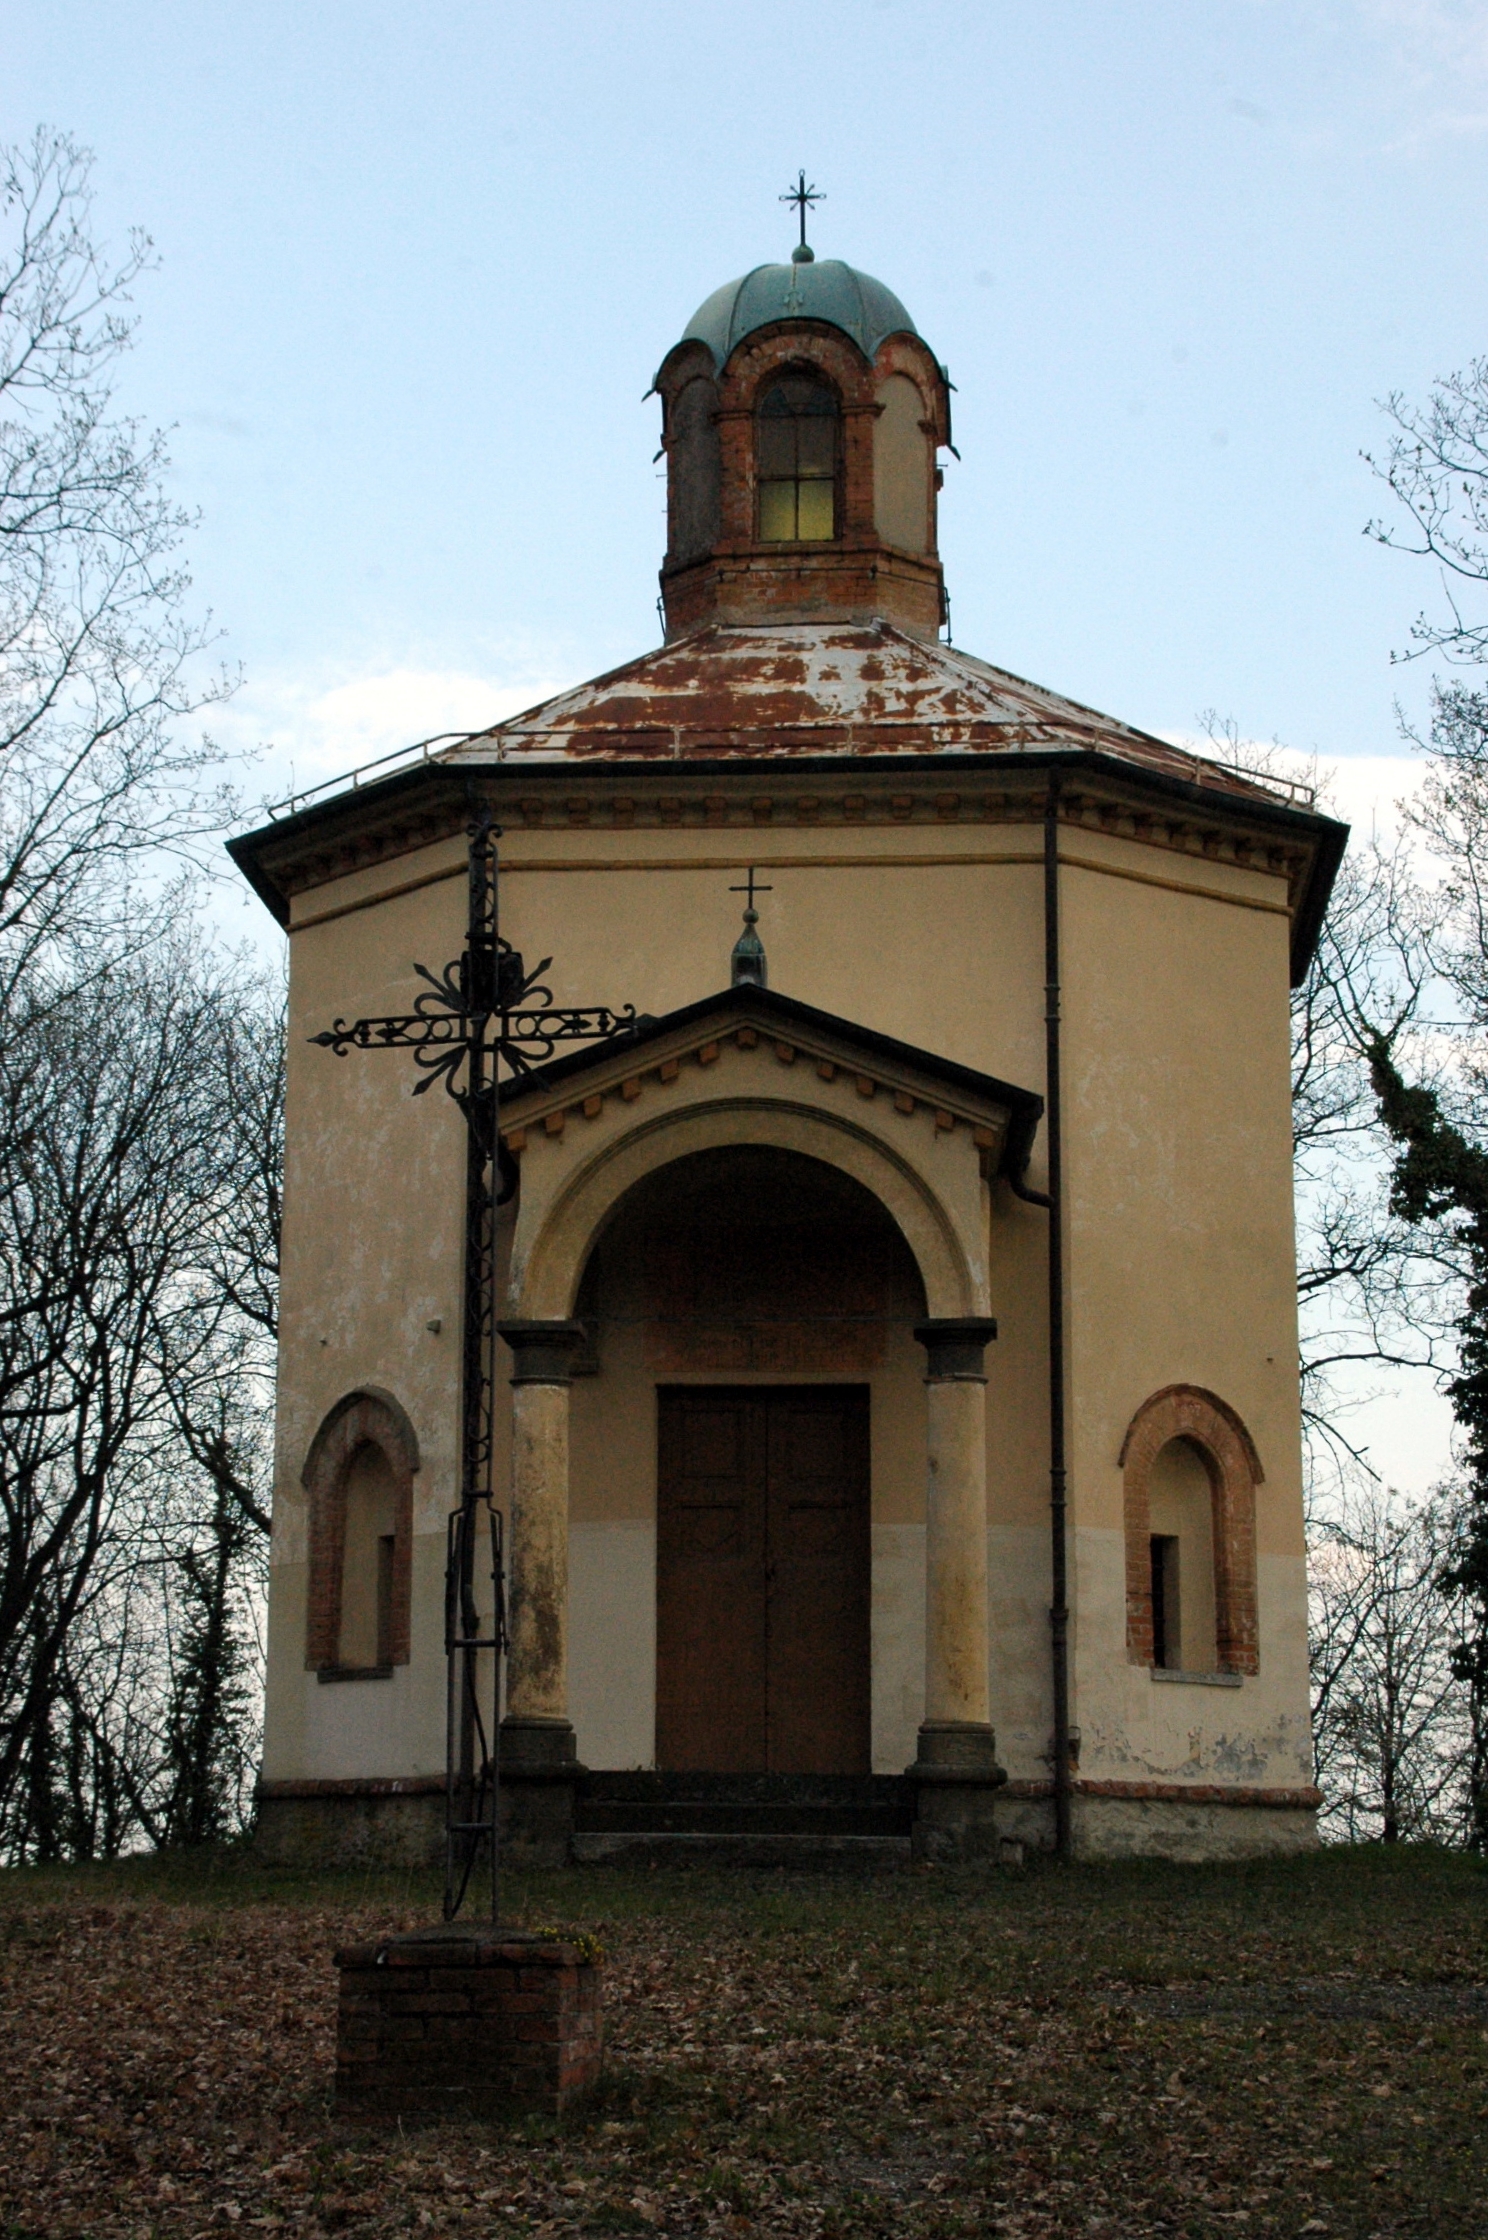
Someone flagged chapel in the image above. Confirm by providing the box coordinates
[232,217,1346,1865]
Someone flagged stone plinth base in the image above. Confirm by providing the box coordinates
[500,1718,582,1871]
[334,1927,603,2117]
[995,1783,1322,1861]
[907,1720,1007,1860]
[256,1784,443,1869]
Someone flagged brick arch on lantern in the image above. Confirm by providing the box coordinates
[716,325,877,549]
[302,1387,419,1671]
[1119,1384,1263,1676]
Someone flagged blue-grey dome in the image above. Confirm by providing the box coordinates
[678,258,918,368]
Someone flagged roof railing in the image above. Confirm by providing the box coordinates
[1215,757,1317,809]
[258,729,1319,822]
[261,730,489,821]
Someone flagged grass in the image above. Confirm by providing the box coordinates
[0,1844,1483,2238]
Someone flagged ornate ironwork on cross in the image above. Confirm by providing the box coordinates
[780,169,823,253]
[309,808,640,1920]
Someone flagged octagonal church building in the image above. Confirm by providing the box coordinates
[232,227,1345,1866]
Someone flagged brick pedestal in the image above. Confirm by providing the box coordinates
[333,1926,603,2118]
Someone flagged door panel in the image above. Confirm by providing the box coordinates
[766,1390,871,1774]
[656,1387,870,1774]
[656,1392,766,1771]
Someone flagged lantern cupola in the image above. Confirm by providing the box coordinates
[654,242,953,642]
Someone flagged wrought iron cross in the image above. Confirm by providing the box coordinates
[780,170,823,250]
[310,808,639,1919]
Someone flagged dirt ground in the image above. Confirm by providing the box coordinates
[0,1844,1483,2239]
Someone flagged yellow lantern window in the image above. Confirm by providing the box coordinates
[757,378,839,543]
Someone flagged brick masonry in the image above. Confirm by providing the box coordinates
[333,1928,603,2117]
[1119,1382,1261,1675]
[653,322,951,640]
[304,1389,418,1673]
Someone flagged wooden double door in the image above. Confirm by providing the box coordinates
[656,1386,871,1774]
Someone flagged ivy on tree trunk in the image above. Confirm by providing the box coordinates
[1368,1036,1488,1847]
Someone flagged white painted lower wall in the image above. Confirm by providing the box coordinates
[567,1516,928,1773]
[1072,1525,1315,1789]
[870,1521,924,1771]
[261,1530,449,1782]
[987,1523,1054,1783]
[570,1520,656,1768]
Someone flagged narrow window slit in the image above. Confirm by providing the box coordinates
[1150,1534,1179,1670]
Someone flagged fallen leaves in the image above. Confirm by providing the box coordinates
[0,1849,1482,2237]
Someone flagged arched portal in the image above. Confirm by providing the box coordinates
[508,1094,982,1326]
[574,1143,929,1367]
[492,1001,1011,1814]
[563,1145,934,1776]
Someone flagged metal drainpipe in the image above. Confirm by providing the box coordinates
[1006,775,1072,1859]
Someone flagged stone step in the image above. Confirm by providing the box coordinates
[574,1799,914,1837]
[578,1771,913,1806]
[570,1830,914,1868]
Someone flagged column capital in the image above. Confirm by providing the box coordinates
[497,1319,589,1385]
[914,1317,998,1382]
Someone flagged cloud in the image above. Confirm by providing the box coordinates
[1366,0,1488,75]
[1362,0,1488,146]
[1312,751,1428,837]
[1164,729,1430,847]
[216,661,579,814]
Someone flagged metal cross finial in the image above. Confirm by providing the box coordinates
[729,867,773,919]
[729,868,771,989]
[780,170,823,251]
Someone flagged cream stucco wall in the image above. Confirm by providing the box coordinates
[261,806,1312,1823]
[1056,853,1312,1792]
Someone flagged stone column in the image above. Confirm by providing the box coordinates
[909,1318,1006,1858]
[495,1319,588,1865]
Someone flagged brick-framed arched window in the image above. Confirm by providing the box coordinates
[1120,1385,1262,1676]
[303,1388,419,1675]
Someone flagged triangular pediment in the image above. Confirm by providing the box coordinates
[497,984,1042,1182]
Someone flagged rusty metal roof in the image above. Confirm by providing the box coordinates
[442,621,1280,801]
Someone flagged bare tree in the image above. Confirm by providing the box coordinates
[1409,681,1488,1027]
[0,945,278,1856]
[0,128,234,998]
[1366,360,1488,667]
[1359,364,1488,1844]
[1310,1485,1473,1843]
[0,130,284,1862]
[1291,844,1444,1480]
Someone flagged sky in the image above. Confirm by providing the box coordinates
[9,0,1487,1491]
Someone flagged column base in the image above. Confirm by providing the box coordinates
[499,1718,583,1868]
[906,1721,1007,1861]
